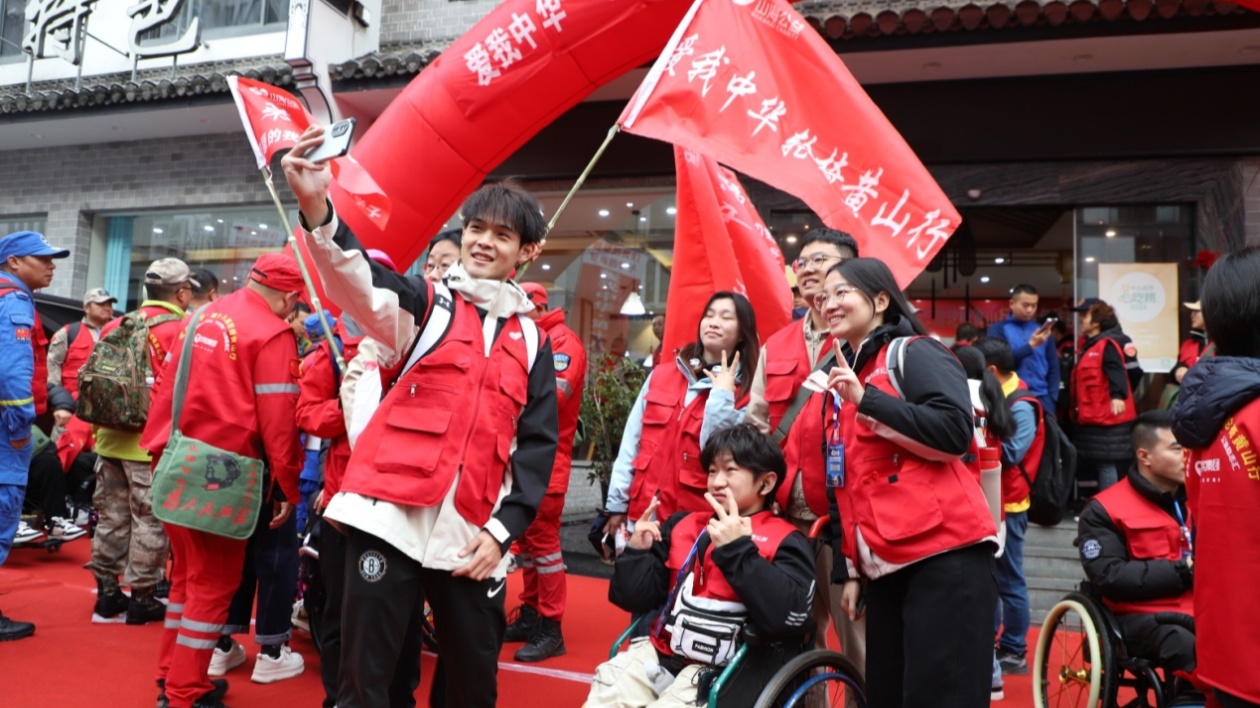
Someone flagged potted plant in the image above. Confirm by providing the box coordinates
[579,355,648,502]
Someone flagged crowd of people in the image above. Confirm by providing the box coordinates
[0,121,1254,708]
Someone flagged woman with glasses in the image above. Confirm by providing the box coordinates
[604,291,759,535]
[819,257,998,708]
[422,228,462,283]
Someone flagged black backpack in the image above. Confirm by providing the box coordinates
[1006,391,1077,526]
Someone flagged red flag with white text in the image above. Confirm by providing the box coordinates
[227,76,391,231]
[620,0,959,288]
[662,145,792,357]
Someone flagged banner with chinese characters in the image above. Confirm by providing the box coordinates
[663,146,791,356]
[1098,262,1179,372]
[335,0,693,268]
[620,0,960,288]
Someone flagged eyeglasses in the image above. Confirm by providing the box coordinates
[813,285,860,309]
[791,254,842,273]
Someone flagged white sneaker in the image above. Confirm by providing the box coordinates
[48,517,87,541]
[291,599,309,633]
[251,645,305,684]
[72,508,92,527]
[13,521,42,544]
[207,639,246,676]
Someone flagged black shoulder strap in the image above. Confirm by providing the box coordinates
[67,321,81,343]
[771,350,837,446]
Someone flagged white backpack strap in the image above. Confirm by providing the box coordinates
[518,313,540,372]
[400,282,455,376]
[886,336,911,400]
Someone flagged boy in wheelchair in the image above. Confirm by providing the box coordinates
[586,424,816,708]
[1076,411,1197,700]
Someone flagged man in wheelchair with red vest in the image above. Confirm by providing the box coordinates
[1076,410,1199,703]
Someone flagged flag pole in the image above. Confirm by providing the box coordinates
[259,165,346,371]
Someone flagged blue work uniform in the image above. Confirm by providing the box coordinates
[0,271,36,566]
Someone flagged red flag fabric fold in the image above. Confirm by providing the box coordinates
[620,0,959,288]
[663,145,791,357]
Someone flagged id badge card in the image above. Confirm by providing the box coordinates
[826,440,845,489]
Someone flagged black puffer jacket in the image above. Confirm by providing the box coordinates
[1073,327,1142,462]
[1171,356,1260,448]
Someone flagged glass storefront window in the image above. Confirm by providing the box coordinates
[0,214,48,236]
[106,206,294,311]
[0,0,22,64]
[139,0,288,45]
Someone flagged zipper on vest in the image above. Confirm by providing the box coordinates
[410,383,416,397]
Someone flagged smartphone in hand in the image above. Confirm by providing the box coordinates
[306,117,356,163]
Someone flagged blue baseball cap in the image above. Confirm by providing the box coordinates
[304,310,337,338]
[0,231,70,261]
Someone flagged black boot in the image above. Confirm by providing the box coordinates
[0,610,35,641]
[93,576,129,620]
[504,604,539,643]
[156,677,228,708]
[514,616,566,662]
[127,587,166,625]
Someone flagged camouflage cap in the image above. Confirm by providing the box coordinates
[145,258,200,288]
[82,288,117,305]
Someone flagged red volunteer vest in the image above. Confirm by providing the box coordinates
[762,320,834,516]
[1003,389,1047,505]
[1072,337,1136,426]
[836,339,996,567]
[59,322,96,397]
[31,310,47,415]
[537,309,585,497]
[1184,399,1260,700]
[1093,477,1193,616]
[652,510,797,657]
[341,296,536,527]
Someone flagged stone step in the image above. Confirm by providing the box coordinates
[1025,543,1079,560]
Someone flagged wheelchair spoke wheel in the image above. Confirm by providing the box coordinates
[753,649,867,708]
[1034,594,1113,708]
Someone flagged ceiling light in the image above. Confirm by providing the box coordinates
[600,272,606,279]
[259,223,268,229]
[203,225,214,232]
[639,216,647,223]
[1085,256,1096,263]
[666,207,677,215]
[621,262,630,269]
[152,228,163,234]
[1105,229,1116,237]
[598,209,610,217]
[626,202,634,208]
[541,263,551,271]
[980,276,990,283]
[785,235,798,244]
[217,219,224,223]
[994,257,1005,264]
[620,291,647,316]
[803,224,810,230]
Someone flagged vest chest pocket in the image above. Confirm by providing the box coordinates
[1125,522,1174,559]
[374,407,452,475]
[867,462,945,541]
[763,358,800,404]
[641,388,679,427]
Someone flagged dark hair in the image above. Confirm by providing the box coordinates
[190,268,218,297]
[973,336,1015,375]
[459,179,547,246]
[827,258,928,336]
[956,345,1015,441]
[146,283,181,301]
[1202,246,1260,357]
[294,301,312,315]
[1132,410,1172,454]
[1087,300,1119,332]
[799,228,859,259]
[679,291,760,400]
[955,322,979,343]
[1011,284,1038,298]
[430,228,462,251]
[700,423,787,502]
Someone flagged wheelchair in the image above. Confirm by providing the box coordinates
[1034,581,1199,708]
[608,617,867,708]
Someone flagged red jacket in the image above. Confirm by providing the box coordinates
[32,310,48,415]
[341,296,537,527]
[1073,337,1136,426]
[141,288,303,504]
[535,309,586,497]
[1003,389,1046,505]
[653,510,797,657]
[837,338,996,568]
[1092,477,1194,617]
[762,319,834,516]
[58,321,96,398]
[295,336,362,507]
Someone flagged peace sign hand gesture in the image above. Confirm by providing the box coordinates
[826,340,865,406]
[705,492,752,547]
[713,350,740,393]
[628,498,663,551]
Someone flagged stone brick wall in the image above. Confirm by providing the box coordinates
[379,0,499,45]
[0,133,270,299]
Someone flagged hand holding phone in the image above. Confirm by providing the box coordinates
[306,118,356,163]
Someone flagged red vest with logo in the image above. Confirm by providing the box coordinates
[537,309,586,497]
[1003,389,1047,504]
[341,296,537,527]
[837,339,996,567]
[60,322,96,397]
[652,510,797,657]
[1073,338,1136,426]
[1094,477,1193,616]
[762,320,834,516]
[1184,400,1260,700]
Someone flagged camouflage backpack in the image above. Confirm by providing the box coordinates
[76,310,182,432]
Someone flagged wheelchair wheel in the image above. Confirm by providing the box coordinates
[753,649,867,708]
[1034,593,1114,708]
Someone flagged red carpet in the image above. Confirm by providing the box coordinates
[0,539,1036,706]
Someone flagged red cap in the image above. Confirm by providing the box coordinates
[521,282,548,309]
[250,253,305,293]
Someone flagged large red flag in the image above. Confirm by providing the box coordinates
[620,0,959,288]
[227,76,391,232]
[663,146,792,358]
[333,0,693,268]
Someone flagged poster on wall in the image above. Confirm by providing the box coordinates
[1098,263,1179,373]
